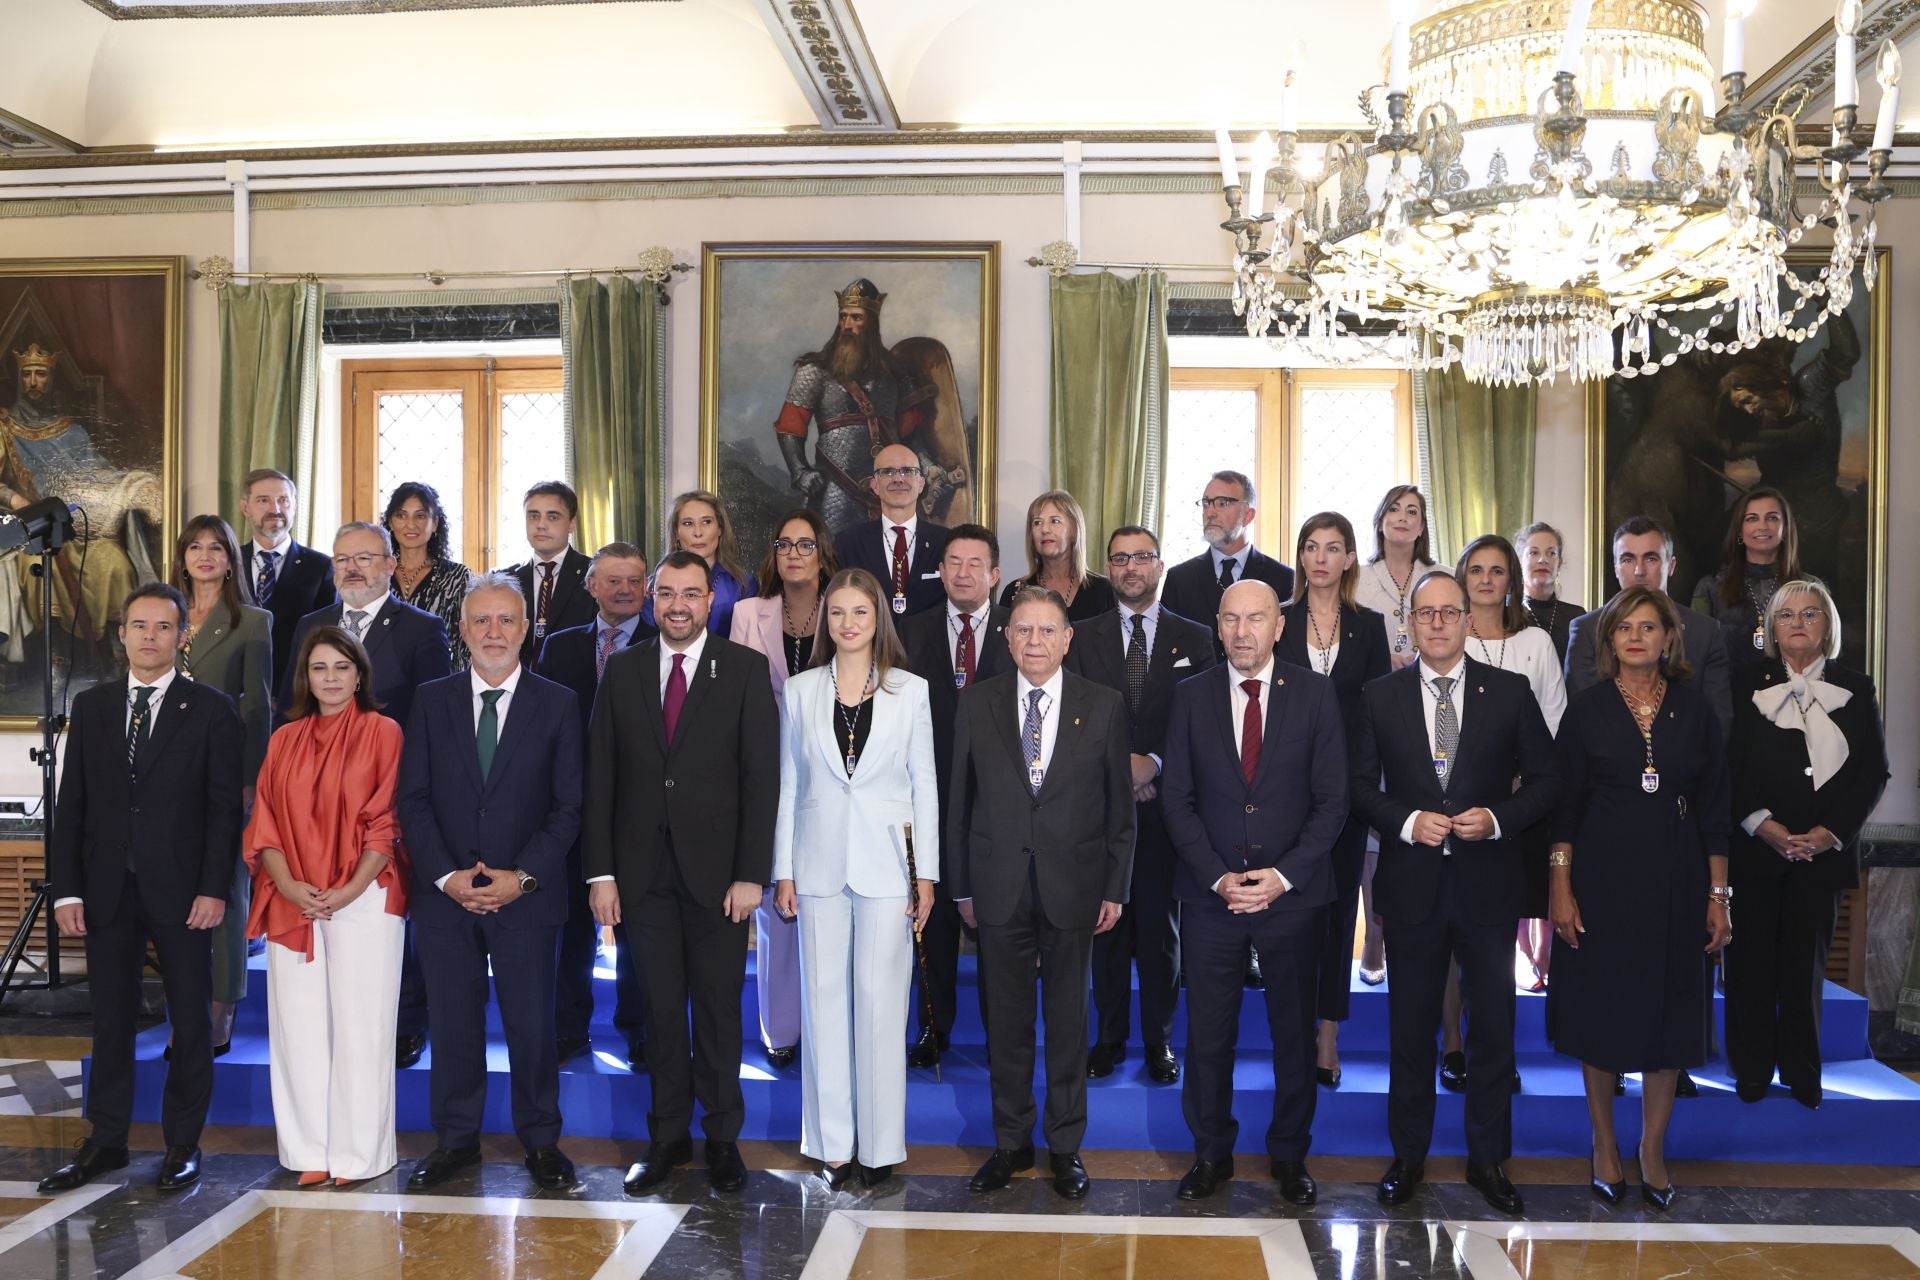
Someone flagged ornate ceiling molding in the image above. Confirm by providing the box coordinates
[74,0,676,18]
[0,109,81,158]
[755,0,898,132]
[1747,0,1920,114]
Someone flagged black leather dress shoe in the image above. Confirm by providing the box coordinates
[1466,1162,1524,1214]
[1245,950,1264,988]
[1049,1152,1090,1200]
[1176,1157,1233,1200]
[1271,1159,1317,1205]
[38,1142,128,1194]
[623,1139,691,1195]
[525,1146,577,1190]
[158,1145,202,1191]
[817,1163,856,1191]
[627,1041,648,1073]
[1674,1069,1698,1099]
[1087,1042,1124,1079]
[766,1045,798,1070]
[1790,1085,1821,1110]
[968,1146,1034,1193]
[395,1034,427,1070]
[1439,1051,1467,1092]
[907,1027,948,1069]
[555,1035,590,1064]
[407,1145,480,1190]
[1376,1157,1424,1205]
[1735,1080,1770,1103]
[1145,1044,1179,1084]
[705,1140,749,1192]
[856,1162,893,1188]
[1316,1065,1342,1088]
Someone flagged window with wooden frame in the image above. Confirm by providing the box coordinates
[1165,368,1415,566]
[341,356,569,571]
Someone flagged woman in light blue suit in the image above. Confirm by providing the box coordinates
[773,567,938,1191]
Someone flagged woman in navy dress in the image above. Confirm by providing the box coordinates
[1549,586,1731,1209]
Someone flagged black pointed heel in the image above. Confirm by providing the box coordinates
[1590,1150,1626,1205]
[1637,1156,1677,1210]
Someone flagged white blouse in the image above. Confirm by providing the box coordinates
[1464,625,1567,736]
[1356,559,1437,663]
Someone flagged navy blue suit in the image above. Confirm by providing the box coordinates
[1160,659,1349,1163]
[397,669,582,1153]
[280,597,452,730]
[832,519,950,616]
[536,618,655,1052]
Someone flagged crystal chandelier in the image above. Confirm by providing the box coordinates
[1219,0,1900,385]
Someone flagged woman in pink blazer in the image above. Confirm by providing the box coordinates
[730,507,840,1066]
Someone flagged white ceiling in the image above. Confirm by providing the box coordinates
[1,0,1879,153]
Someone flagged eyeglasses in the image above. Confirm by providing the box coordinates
[331,552,385,569]
[772,538,819,555]
[1772,607,1827,626]
[873,466,923,480]
[1197,496,1244,511]
[1411,606,1465,624]
[1106,550,1160,568]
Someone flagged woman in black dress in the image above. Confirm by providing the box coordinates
[1277,513,1390,1087]
[1514,520,1582,664]
[1690,487,1801,696]
[997,489,1116,622]
[384,482,475,668]
[1727,578,1888,1109]
[1549,585,1730,1209]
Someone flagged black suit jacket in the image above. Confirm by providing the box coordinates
[1565,595,1731,739]
[945,670,1135,930]
[833,519,950,616]
[508,547,595,665]
[1161,547,1296,657]
[536,617,657,742]
[1276,600,1392,734]
[583,634,781,905]
[900,605,1011,825]
[1159,659,1348,908]
[49,677,243,925]
[1729,660,1889,893]
[397,670,582,930]
[1064,605,1217,758]
[1351,658,1559,927]
[280,597,452,729]
[242,540,337,692]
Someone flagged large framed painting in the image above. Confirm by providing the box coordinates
[1587,248,1890,685]
[0,258,183,728]
[699,242,998,565]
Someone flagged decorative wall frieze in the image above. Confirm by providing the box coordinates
[755,0,899,132]
[1749,0,1920,117]
[76,0,676,18]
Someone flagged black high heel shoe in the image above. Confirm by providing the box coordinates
[816,1162,856,1191]
[1589,1149,1626,1206]
[1636,1154,1677,1210]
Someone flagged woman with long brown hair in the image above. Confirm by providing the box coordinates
[643,489,757,639]
[997,489,1116,622]
[1692,486,1803,694]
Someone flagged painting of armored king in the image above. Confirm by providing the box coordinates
[1593,249,1888,684]
[0,260,181,724]
[701,243,997,559]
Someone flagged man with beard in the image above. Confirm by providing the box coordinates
[1161,471,1295,661]
[239,469,336,694]
[1066,526,1215,1085]
[774,279,966,536]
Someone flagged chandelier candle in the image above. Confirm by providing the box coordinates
[1874,43,1902,154]
[1387,0,1412,94]
[1722,0,1752,78]
[1836,1,1861,109]
[1215,128,1239,190]
[1559,0,1594,75]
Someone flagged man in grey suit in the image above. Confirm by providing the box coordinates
[948,586,1135,1201]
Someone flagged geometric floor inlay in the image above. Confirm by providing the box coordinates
[1449,1223,1920,1280]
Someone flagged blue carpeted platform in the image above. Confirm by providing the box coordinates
[105,950,1920,1164]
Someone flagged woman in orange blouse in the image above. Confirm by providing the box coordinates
[245,625,408,1185]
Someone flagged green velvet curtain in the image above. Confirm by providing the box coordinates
[1048,270,1168,550]
[1420,365,1537,564]
[217,281,322,541]
[561,275,664,559]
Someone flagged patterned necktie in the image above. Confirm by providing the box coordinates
[1432,675,1459,791]
[1125,613,1150,711]
[345,609,367,639]
[476,688,503,780]
[1217,556,1237,590]
[954,614,976,687]
[536,561,556,631]
[890,526,910,603]
[1022,687,1046,794]
[1239,679,1263,784]
[596,625,620,682]
[127,686,153,772]
[663,652,688,745]
[256,550,279,606]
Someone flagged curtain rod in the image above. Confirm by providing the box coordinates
[1025,256,1231,273]
[189,250,690,289]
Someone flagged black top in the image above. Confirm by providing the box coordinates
[783,630,812,678]
[1522,594,1582,664]
[997,572,1117,622]
[834,694,875,774]
[1160,547,1296,659]
[1693,561,1780,694]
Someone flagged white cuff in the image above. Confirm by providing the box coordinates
[54,896,81,909]
[436,873,454,892]
[1488,813,1503,841]
[586,875,615,884]
[1398,813,1419,843]
[1741,809,1772,837]
[1148,753,1163,776]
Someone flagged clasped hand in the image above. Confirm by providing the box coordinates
[444,861,523,914]
[1413,807,1495,846]
[1218,867,1286,914]
[1756,819,1837,863]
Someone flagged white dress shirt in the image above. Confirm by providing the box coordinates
[1014,667,1065,774]
[946,601,992,670]
[1399,654,1501,846]
[56,668,179,910]
[438,664,523,891]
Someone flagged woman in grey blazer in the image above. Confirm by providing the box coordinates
[174,514,274,1051]
[772,568,938,1190]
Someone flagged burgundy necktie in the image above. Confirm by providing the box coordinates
[663,652,687,745]
[1240,678,1263,784]
[891,526,910,602]
[954,614,976,687]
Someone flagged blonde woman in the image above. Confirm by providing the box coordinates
[643,489,757,638]
[997,489,1116,622]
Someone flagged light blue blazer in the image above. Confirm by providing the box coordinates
[773,663,940,898]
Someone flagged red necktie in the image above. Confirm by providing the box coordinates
[955,614,976,686]
[1240,678,1263,784]
[663,652,687,745]
[891,525,910,602]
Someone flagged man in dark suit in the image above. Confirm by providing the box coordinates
[1352,570,1558,1214]
[282,521,452,1067]
[1160,470,1295,658]
[897,522,1006,1069]
[585,550,780,1196]
[949,586,1134,1201]
[536,541,657,1069]
[397,573,583,1193]
[40,584,242,1194]
[832,442,950,617]
[1067,525,1216,1085]
[1158,579,1347,1204]
[508,481,595,666]
[238,467,336,692]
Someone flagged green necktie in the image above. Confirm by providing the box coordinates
[477,688,503,781]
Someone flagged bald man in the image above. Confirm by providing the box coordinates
[831,443,951,617]
[1159,580,1350,1204]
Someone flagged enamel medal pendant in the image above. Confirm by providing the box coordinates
[1641,767,1661,794]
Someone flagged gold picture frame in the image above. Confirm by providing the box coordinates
[1585,248,1890,689]
[0,257,185,731]
[698,241,998,563]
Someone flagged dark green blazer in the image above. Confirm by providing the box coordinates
[184,601,273,782]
